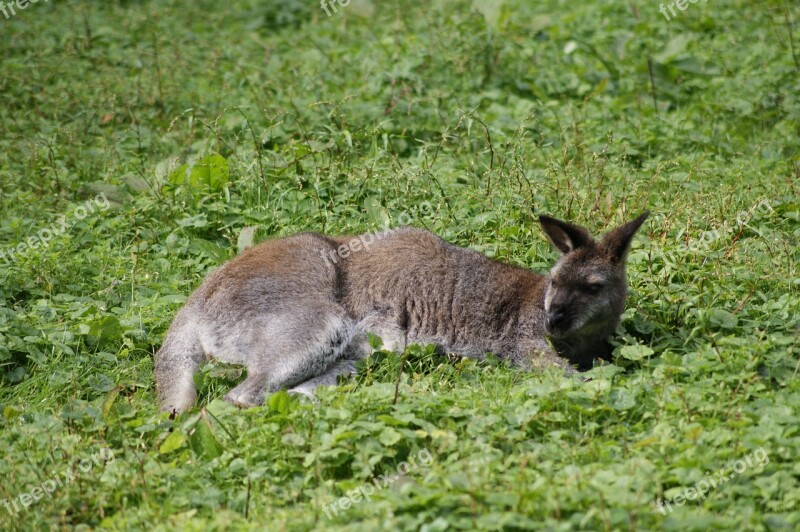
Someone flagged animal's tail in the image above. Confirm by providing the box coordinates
[154,306,204,414]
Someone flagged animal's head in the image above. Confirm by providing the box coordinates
[538,212,649,339]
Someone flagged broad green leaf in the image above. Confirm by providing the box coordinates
[167,163,189,185]
[618,344,655,361]
[189,414,224,459]
[86,316,123,348]
[159,431,187,454]
[709,309,738,329]
[379,427,403,446]
[189,154,229,191]
[281,433,305,447]
[269,391,291,415]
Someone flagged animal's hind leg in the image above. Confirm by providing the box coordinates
[155,308,205,414]
[223,371,271,408]
[287,331,374,400]
[222,303,356,408]
[288,359,359,400]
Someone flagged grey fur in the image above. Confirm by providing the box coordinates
[155,213,649,413]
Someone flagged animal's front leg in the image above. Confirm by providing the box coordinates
[514,339,578,375]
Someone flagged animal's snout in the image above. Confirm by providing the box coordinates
[547,310,568,330]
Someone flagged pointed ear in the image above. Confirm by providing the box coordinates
[601,211,650,260]
[538,215,594,254]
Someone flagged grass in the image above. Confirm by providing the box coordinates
[0,0,799,529]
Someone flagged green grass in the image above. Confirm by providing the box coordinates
[1,0,799,529]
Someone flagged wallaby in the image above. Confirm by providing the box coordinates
[155,212,649,414]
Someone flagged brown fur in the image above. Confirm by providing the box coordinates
[154,213,649,413]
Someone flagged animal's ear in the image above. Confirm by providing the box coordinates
[600,211,650,261]
[538,215,594,254]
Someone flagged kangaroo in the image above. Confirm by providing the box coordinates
[155,212,649,413]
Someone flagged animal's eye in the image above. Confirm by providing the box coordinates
[583,283,604,294]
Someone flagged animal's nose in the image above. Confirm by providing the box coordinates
[547,310,567,329]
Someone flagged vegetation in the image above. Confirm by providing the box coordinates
[0,0,798,529]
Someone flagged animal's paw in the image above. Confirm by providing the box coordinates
[223,390,263,409]
[158,391,197,416]
[287,386,319,404]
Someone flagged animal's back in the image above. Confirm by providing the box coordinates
[339,227,547,357]
[183,232,345,366]
[197,232,341,313]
